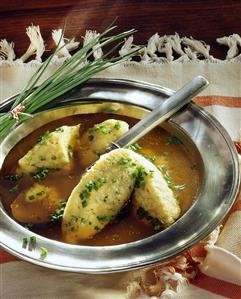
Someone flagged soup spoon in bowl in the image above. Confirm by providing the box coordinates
[106,75,209,152]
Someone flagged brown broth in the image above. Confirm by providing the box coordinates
[0,113,201,246]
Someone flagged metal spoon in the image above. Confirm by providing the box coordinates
[106,75,209,151]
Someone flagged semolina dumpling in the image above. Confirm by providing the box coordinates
[18,125,80,174]
[78,119,129,167]
[62,148,181,242]
[62,148,137,242]
[132,154,181,227]
[11,183,63,224]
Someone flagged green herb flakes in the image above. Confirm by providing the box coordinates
[22,237,28,249]
[9,185,19,193]
[40,247,48,260]
[27,195,35,201]
[37,131,52,144]
[97,215,111,222]
[82,200,87,208]
[79,190,90,200]
[136,207,162,232]
[24,223,33,230]
[129,143,143,152]
[4,174,22,182]
[22,236,37,251]
[172,184,186,191]
[97,177,107,187]
[133,166,148,188]
[88,134,94,141]
[94,150,102,157]
[32,168,49,182]
[39,156,46,161]
[51,201,67,223]
[29,236,37,250]
[149,155,157,163]
[79,177,107,208]
[90,123,109,135]
[118,157,134,166]
[55,127,64,133]
[166,135,183,145]
[141,154,157,164]
[86,181,98,191]
[36,191,45,196]
[157,165,185,191]
[113,121,121,130]
[67,144,73,159]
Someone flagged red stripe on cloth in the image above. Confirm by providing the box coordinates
[234,141,241,154]
[189,243,207,258]
[230,188,241,214]
[191,271,241,299]
[0,249,19,263]
[195,96,241,107]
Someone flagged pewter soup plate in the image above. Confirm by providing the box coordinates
[0,79,239,273]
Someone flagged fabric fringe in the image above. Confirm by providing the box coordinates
[52,29,79,59]
[0,39,16,62]
[83,30,103,60]
[19,25,45,62]
[0,26,241,66]
[125,226,222,299]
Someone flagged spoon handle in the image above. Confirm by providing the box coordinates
[110,75,209,149]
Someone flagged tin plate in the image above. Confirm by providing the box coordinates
[0,79,239,273]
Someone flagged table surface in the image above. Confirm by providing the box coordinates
[0,0,240,59]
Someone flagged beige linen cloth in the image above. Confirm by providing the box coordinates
[0,29,241,299]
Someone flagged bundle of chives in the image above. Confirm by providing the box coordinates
[0,23,140,140]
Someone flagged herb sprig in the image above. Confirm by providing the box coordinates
[0,21,140,140]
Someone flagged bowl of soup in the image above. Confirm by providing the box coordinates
[0,79,239,273]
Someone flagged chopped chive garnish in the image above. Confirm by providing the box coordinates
[55,127,64,132]
[133,166,148,188]
[40,247,48,260]
[39,156,46,161]
[94,150,102,157]
[97,177,107,187]
[136,207,162,232]
[36,191,45,196]
[32,168,49,182]
[51,201,67,223]
[22,237,28,249]
[141,154,157,164]
[166,136,183,144]
[37,131,52,144]
[88,134,94,141]
[4,174,22,182]
[94,226,100,231]
[97,215,111,222]
[172,184,186,191]
[9,185,19,193]
[29,236,37,250]
[113,121,121,130]
[24,223,33,230]
[79,178,107,208]
[129,143,143,151]
[118,157,134,166]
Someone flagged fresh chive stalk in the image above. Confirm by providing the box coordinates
[0,22,140,140]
